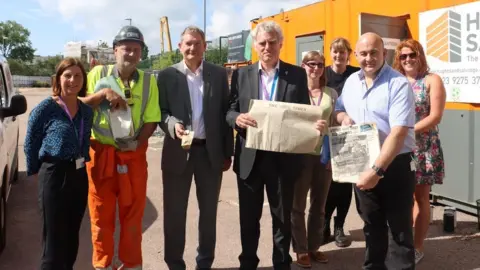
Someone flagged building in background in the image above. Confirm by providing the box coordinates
[63,41,115,69]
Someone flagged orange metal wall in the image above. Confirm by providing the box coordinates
[251,0,476,66]
[250,0,479,109]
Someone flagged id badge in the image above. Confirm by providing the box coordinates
[76,157,85,170]
[410,160,416,171]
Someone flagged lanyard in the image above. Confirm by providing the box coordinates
[58,97,84,152]
[260,70,279,101]
[310,91,324,106]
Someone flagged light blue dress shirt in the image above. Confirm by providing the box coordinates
[335,63,416,154]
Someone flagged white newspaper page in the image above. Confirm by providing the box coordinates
[328,123,381,183]
[245,100,328,155]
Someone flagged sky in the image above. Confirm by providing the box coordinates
[0,0,319,56]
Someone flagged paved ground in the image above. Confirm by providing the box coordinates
[0,88,479,270]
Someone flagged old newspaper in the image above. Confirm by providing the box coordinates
[328,123,381,183]
[245,100,329,155]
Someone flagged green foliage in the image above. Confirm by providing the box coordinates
[205,45,228,66]
[0,20,35,62]
[150,45,228,71]
[8,55,64,76]
[152,49,182,70]
[32,81,51,87]
[142,45,149,61]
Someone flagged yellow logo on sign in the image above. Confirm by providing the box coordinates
[426,10,462,62]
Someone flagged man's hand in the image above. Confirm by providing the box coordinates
[341,115,355,126]
[175,123,186,139]
[235,113,257,129]
[356,168,381,190]
[103,88,127,110]
[223,158,232,172]
[315,119,327,134]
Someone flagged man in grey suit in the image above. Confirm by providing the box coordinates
[156,25,234,270]
[226,21,327,269]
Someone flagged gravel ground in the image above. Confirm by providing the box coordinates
[0,88,478,270]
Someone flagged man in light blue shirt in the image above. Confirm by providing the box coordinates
[335,32,416,270]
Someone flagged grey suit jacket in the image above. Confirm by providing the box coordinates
[156,61,234,173]
[226,60,310,180]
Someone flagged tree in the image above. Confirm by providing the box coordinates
[152,49,182,70]
[205,45,228,66]
[98,40,109,48]
[9,45,35,62]
[0,20,35,62]
[8,55,63,76]
[142,45,149,61]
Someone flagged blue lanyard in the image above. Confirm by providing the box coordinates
[58,97,84,154]
[260,70,279,101]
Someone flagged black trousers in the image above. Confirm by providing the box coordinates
[354,152,416,270]
[38,159,88,270]
[237,151,297,270]
[324,180,353,228]
[163,145,222,270]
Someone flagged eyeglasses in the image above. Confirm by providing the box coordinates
[305,62,325,69]
[399,52,417,60]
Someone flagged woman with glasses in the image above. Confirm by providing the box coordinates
[323,37,360,248]
[393,39,446,265]
[291,51,337,268]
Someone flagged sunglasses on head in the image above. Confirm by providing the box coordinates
[399,52,417,60]
[305,62,325,69]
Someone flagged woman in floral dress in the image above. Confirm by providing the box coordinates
[393,39,446,265]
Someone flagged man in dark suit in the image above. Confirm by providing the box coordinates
[156,25,234,270]
[226,20,327,270]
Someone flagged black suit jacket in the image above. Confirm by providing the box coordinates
[156,61,234,174]
[226,60,310,180]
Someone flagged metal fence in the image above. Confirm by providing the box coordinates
[12,75,51,87]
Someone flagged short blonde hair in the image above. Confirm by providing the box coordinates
[330,37,353,54]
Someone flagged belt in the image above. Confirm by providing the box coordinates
[192,138,206,145]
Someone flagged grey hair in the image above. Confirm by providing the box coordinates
[180,25,206,43]
[251,20,284,42]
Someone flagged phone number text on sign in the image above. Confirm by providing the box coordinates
[441,76,480,85]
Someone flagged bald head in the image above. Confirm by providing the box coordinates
[355,32,387,78]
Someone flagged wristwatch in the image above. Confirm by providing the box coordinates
[371,165,385,178]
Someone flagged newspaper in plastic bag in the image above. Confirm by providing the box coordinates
[328,123,381,183]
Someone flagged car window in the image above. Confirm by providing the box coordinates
[0,66,6,108]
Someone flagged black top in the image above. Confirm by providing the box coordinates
[325,65,360,96]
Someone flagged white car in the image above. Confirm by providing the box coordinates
[0,56,27,253]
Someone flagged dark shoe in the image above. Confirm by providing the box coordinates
[334,227,351,247]
[309,251,328,263]
[295,253,312,268]
[195,267,211,270]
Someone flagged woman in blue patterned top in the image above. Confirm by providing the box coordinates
[24,57,93,270]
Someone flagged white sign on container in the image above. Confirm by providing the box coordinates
[419,1,480,103]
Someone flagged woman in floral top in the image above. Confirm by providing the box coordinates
[393,39,446,265]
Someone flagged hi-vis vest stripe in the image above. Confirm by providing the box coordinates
[91,65,151,139]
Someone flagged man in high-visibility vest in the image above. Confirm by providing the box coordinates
[80,25,160,270]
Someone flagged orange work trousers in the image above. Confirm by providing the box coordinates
[86,140,148,269]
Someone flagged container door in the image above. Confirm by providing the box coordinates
[359,13,410,65]
[296,34,324,66]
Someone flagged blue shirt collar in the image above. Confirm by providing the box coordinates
[357,61,390,82]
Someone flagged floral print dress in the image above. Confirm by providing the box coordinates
[411,76,445,185]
